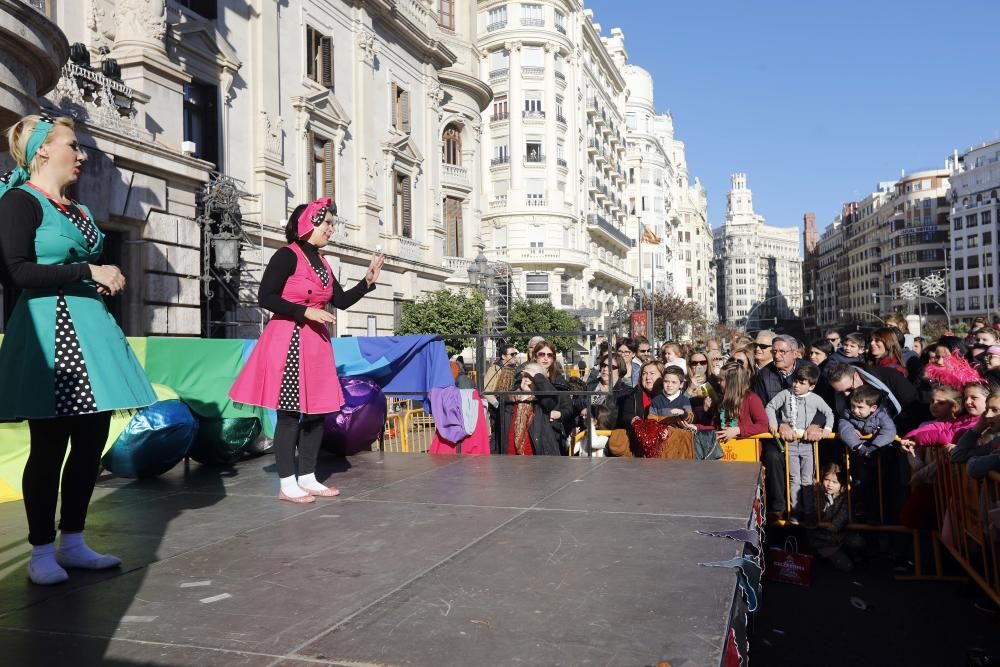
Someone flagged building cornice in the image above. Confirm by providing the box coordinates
[360,0,458,69]
[438,68,493,111]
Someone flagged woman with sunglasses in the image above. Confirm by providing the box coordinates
[530,340,574,454]
[685,350,720,425]
[578,351,631,432]
[0,115,156,584]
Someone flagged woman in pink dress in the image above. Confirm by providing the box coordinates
[230,198,384,503]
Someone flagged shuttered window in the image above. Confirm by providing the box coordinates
[445,197,463,257]
[306,26,332,87]
[309,135,335,200]
[394,171,412,238]
[392,83,411,133]
[438,0,455,29]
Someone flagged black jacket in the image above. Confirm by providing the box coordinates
[616,384,658,429]
[499,372,562,456]
[577,376,632,428]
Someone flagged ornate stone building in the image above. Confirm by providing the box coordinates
[3,0,490,338]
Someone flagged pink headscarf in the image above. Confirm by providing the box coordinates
[296,197,333,239]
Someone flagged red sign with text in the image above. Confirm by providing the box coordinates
[630,311,649,340]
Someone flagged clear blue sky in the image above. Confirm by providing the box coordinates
[584,0,1000,235]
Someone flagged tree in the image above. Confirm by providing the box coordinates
[503,299,582,353]
[394,288,484,356]
[649,292,709,342]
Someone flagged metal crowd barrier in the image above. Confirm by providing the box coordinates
[929,448,1000,606]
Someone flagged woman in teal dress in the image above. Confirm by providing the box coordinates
[0,114,155,585]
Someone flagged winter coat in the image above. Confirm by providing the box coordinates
[498,372,562,456]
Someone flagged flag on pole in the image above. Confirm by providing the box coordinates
[640,224,661,245]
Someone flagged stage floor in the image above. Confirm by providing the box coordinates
[0,453,761,667]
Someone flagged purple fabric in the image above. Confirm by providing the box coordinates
[428,386,466,442]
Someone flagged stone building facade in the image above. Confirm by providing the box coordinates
[949,140,1000,319]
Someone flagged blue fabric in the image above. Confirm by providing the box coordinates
[101,400,198,478]
[0,119,53,198]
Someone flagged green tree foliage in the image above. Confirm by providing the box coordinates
[394,288,484,356]
[503,299,582,353]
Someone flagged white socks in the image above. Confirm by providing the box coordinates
[28,543,68,585]
[280,475,309,498]
[56,532,122,570]
[296,473,328,493]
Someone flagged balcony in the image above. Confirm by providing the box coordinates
[521,17,545,27]
[587,212,633,251]
[556,113,567,125]
[522,109,545,121]
[522,66,544,78]
[486,20,507,32]
[490,155,510,169]
[441,163,470,190]
[392,236,426,262]
[490,111,509,123]
[488,68,509,82]
[444,256,474,282]
[503,246,589,268]
[489,195,507,210]
[555,70,565,82]
[556,157,567,169]
[587,138,600,154]
[588,177,600,193]
[593,258,634,287]
[524,153,545,165]
[586,98,598,116]
[561,293,574,307]
[526,197,547,207]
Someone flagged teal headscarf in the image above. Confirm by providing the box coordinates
[0,115,55,198]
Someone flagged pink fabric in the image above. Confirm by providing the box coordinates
[229,244,344,414]
[429,390,490,456]
[905,414,978,448]
[297,197,333,239]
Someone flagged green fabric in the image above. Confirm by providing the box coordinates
[0,185,155,419]
[144,338,255,419]
[188,417,261,466]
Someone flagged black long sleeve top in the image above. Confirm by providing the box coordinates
[257,241,375,324]
[0,188,92,289]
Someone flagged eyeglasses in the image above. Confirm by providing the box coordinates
[535,351,554,358]
[618,349,632,355]
[772,347,792,355]
[754,343,772,351]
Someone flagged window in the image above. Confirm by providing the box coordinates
[525,141,542,161]
[526,272,549,295]
[956,257,964,270]
[442,124,461,165]
[955,297,965,311]
[526,178,544,203]
[970,296,981,310]
[492,95,508,120]
[391,83,411,132]
[493,144,509,165]
[556,96,565,123]
[309,135,335,200]
[986,253,994,267]
[969,255,979,269]
[521,3,543,26]
[554,10,566,33]
[487,5,507,30]
[967,214,978,228]
[968,235,979,248]
[183,81,219,166]
[177,0,217,19]
[438,0,455,30]
[524,91,543,115]
[306,26,333,87]
[953,216,963,231]
[444,196,463,256]
[956,277,965,290]
[982,210,992,226]
[968,276,980,290]
[955,237,964,250]
[984,231,992,245]
[522,46,543,68]
[392,171,412,238]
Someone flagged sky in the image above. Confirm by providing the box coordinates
[583,0,1000,235]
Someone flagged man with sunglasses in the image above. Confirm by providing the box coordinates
[825,329,842,352]
[635,335,652,362]
[752,330,776,369]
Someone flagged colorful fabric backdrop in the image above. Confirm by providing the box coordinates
[0,334,454,502]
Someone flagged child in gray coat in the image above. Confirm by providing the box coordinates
[766,365,834,522]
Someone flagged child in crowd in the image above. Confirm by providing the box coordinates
[810,463,865,571]
[952,389,1000,479]
[576,404,613,457]
[899,383,989,529]
[765,365,834,523]
[838,332,867,361]
[837,385,897,521]
[651,365,693,420]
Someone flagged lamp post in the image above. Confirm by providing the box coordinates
[467,251,494,391]
[198,174,246,337]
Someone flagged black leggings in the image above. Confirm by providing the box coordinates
[23,412,112,546]
[274,410,326,478]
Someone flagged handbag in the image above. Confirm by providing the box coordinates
[765,536,813,586]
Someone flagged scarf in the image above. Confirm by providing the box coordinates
[0,116,54,198]
[511,401,534,455]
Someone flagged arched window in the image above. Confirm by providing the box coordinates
[442,124,462,165]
